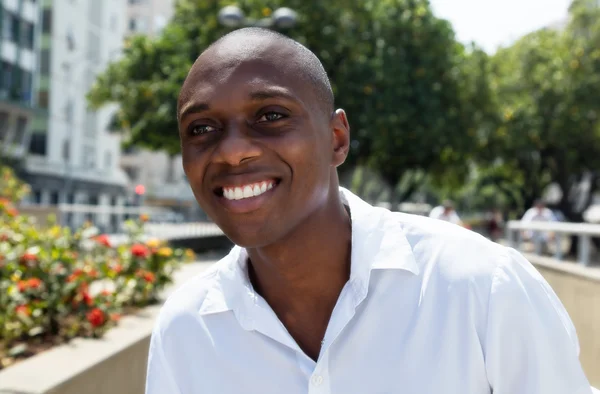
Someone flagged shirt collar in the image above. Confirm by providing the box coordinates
[199,188,419,318]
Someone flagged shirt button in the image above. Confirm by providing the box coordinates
[311,375,324,386]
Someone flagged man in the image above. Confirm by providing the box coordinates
[146,28,592,393]
[521,199,558,253]
[429,199,462,225]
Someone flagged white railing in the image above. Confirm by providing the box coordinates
[144,222,223,240]
[506,220,600,266]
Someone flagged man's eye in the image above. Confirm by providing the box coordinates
[189,124,217,136]
[257,112,285,123]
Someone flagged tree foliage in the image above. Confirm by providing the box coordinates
[88,0,488,193]
[478,0,600,218]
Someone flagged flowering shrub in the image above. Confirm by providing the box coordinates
[0,165,195,369]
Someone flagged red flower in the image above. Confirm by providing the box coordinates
[143,271,156,283]
[20,252,38,265]
[112,263,123,274]
[27,278,42,289]
[140,214,149,222]
[110,313,121,322]
[67,269,83,283]
[94,234,111,248]
[6,207,18,217]
[0,233,8,241]
[101,290,112,297]
[17,280,28,292]
[131,244,150,258]
[15,305,31,316]
[87,308,105,327]
[82,291,94,306]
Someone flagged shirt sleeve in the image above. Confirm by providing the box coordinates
[485,248,592,394]
[145,323,182,394]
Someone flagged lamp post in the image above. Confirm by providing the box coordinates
[217,5,298,29]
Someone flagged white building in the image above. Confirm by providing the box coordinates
[120,0,199,219]
[0,0,39,163]
[19,0,129,230]
[126,0,174,37]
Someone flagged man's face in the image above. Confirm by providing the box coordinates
[178,38,349,247]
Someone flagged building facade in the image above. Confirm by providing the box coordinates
[121,0,199,219]
[0,0,39,164]
[126,0,174,37]
[20,0,129,230]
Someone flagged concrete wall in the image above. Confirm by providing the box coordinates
[527,254,600,387]
[0,262,213,394]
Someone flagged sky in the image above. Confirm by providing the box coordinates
[429,0,573,53]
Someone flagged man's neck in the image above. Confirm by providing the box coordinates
[246,190,352,311]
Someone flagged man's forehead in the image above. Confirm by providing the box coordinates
[179,41,307,107]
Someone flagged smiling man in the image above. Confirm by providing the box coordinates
[145,28,592,394]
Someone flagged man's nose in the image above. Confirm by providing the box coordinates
[213,125,262,166]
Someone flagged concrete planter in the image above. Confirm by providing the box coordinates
[0,262,213,394]
[527,254,600,388]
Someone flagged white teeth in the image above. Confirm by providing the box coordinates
[222,181,276,201]
[234,188,243,200]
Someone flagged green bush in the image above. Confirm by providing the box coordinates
[0,166,195,369]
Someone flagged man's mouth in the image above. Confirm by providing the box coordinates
[216,179,280,201]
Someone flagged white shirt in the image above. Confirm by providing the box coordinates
[429,205,462,224]
[146,189,591,394]
[522,207,557,223]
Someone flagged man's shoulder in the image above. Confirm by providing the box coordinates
[387,210,509,280]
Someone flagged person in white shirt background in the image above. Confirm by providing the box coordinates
[145,28,593,394]
[429,199,463,225]
[521,199,559,252]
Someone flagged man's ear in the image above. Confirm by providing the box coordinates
[331,109,350,167]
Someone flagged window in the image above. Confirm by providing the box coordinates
[40,49,50,74]
[38,91,49,109]
[42,9,52,34]
[1,11,10,39]
[13,117,28,144]
[1,62,13,93]
[9,13,20,43]
[0,112,9,141]
[21,70,32,103]
[28,134,47,155]
[82,145,96,168]
[33,190,42,204]
[50,191,59,205]
[129,17,147,33]
[62,139,70,161]
[23,21,35,49]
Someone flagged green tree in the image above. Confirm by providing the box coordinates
[88,0,489,201]
[483,0,600,221]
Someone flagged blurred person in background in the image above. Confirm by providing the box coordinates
[521,199,558,253]
[486,208,505,242]
[429,199,463,226]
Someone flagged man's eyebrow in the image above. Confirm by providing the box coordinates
[249,89,300,103]
[178,103,210,121]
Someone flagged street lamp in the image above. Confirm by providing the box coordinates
[218,5,298,29]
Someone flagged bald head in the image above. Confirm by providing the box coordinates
[178,28,334,119]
